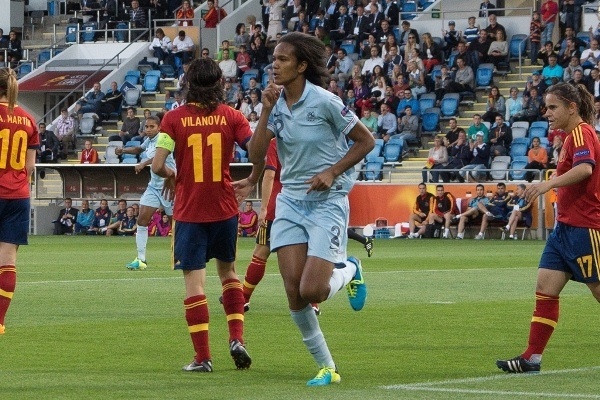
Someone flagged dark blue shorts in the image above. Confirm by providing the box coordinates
[173,215,238,270]
[0,198,30,245]
[540,222,600,283]
[255,220,272,247]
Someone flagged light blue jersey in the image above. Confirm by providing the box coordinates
[267,81,359,201]
[140,134,176,190]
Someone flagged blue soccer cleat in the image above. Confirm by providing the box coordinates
[126,258,147,270]
[306,367,341,386]
[346,256,367,311]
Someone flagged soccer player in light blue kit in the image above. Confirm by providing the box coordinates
[117,115,176,270]
[248,32,375,386]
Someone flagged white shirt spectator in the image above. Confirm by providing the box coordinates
[361,55,384,76]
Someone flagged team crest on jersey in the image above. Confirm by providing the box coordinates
[306,111,317,121]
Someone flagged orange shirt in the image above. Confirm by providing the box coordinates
[528,146,548,167]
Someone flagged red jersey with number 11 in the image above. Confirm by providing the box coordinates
[160,103,253,223]
[0,103,39,199]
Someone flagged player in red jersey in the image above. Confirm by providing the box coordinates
[0,68,39,335]
[497,82,600,373]
[151,58,264,372]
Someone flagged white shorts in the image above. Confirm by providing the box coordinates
[270,194,348,264]
[139,185,173,216]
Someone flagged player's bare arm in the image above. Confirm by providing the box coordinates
[525,163,592,203]
[247,83,281,163]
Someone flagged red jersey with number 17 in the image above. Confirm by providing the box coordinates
[0,103,39,199]
[160,103,253,223]
[556,122,600,229]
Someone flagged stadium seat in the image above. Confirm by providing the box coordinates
[528,121,549,139]
[37,49,51,66]
[421,107,440,135]
[475,63,494,89]
[418,92,436,112]
[16,62,34,79]
[122,154,138,163]
[104,141,123,164]
[364,156,384,181]
[142,70,161,92]
[159,64,176,79]
[383,142,402,163]
[124,70,141,85]
[430,64,442,81]
[510,157,528,180]
[79,113,97,134]
[509,34,528,59]
[401,0,417,20]
[121,81,141,107]
[511,127,527,140]
[365,139,384,162]
[81,22,97,42]
[490,156,511,181]
[511,121,530,131]
[340,40,356,56]
[440,93,459,118]
[114,22,128,42]
[510,138,530,159]
[577,31,591,48]
[65,23,78,44]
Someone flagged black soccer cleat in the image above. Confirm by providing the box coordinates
[364,237,374,258]
[496,356,541,373]
[183,359,213,372]
[230,339,252,370]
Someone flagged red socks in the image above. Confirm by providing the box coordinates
[0,265,17,326]
[184,295,210,362]
[221,278,245,343]
[522,292,559,360]
[242,256,267,303]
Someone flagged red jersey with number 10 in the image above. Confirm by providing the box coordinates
[0,103,39,199]
[556,122,600,229]
[161,103,253,223]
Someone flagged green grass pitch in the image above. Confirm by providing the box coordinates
[1,236,599,399]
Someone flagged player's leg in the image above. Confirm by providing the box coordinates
[408,213,421,237]
[175,221,213,372]
[476,215,491,239]
[211,216,251,370]
[508,211,521,238]
[127,203,156,270]
[242,221,272,307]
[442,212,454,238]
[0,199,29,334]
[347,228,373,257]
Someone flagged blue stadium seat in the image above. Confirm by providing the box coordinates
[418,93,436,112]
[440,93,459,118]
[159,64,176,79]
[37,49,51,66]
[124,70,141,85]
[364,156,384,181]
[365,139,384,162]
[81,22,97,43]
[120,81,141,107]
[509,34,528,59]
[142,70,161,92]
[383,142,402,163]
[475,63,494,89]
[421,107,440,134]
[510,158,528,180]
[114,22,128,42]
[510,138,530,158]
[65,23,78,44]
[17,62,34,79]
[401,1,417,20]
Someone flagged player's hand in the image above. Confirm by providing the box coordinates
[258,208,267,227]
[261,83,282,109]
[115,147,123,155]
[524,181,553,203]
[134,164,144,174]
[161,171,176,201]
[305,170,335,193]
[232,178,255,203]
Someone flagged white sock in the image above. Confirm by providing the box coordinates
[456,214,462,219]
[291,304,335,368]
[444,228,449,235]
[457,232,464,239]
[327,260,357,300]
[136,225,148,261]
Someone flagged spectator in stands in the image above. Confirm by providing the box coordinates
[395,105,419,150]
[99,81,122,121]
[382,0,399,27]
[224,78,239,104]
[585,66,600,97]
[0,29,8,64]
[524,71,547,97]
[569,68,586,87]
[376,21,394,46]
[595,97,600,132]
[398,20,419,54]
[203,0,227,28]
[479,0,495,17]
[524,136,548,182]
[529,12,542,66]
[383,45,402,78]
[329,4,351,46]
[540,0,558,45]
[443,117,461,150]
[360,107,378,135]
[558,38,581,68]
[504,86,523,121]
[510,86,542,124]
[454,184,489,239]
[53,198,78,235]
[80,140,99,164]
[422,136,448,183]
[243,77,261,100]
[415,184,457,239]
[74,82,105,118]
[325,45,338,75]
[74,199,94,234]
[377,103,397,141]
[382,86,399,116]
[149,0,169,20]
[501,184,532,240]
[170,90,185,110]
[176,0,195,26]
[149,28,172,64]
[249,35,269,77]
[361,46,384,77]
[580,39,600,72]
[219,49,238,80]
[467,114,489,142]
[326,78,344,99]
[481,86,506,123]
[458,16,475,43]
[547,134,563,169]
[333,48,354,85]
[88,199,113,235]
[407,183,435,238]
[459,131,490,182]
[403,35,421,69]
[345,89,357,113]
[433,64,452,102]
[475,182,510,239]
[6,30,21,68]
[445,56,474,94]
[114,107,140,144]
[489,114,512,157]
[404,60,424,98]
[55,108,75,159]
[554,26,586,54]
[116,207,137,236]
[380,32,398,59]
[243,91,263,120]
[537,41,557,66]
[104,199,128,236]
[247,110,259,132]
[353,76,371,116]
[487,29,508,67]
[349,5,369,42]
[235,44,252,78]
[215,39,233,61]
[171,30,195,75]
[238,201,258,237]
[440,130,471,182]
[129,0,147,39]
[154,214,172,236]
[135,109,152,141]
[450,41,472,70]
[563,56,583,82]
[442,21,461,55]
[234,23,250,47]
[420,33,443,73]
[484,13,506,42]
[396,88,419,117]
[37,123,59,163]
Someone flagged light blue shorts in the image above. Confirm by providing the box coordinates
[139,185,173,216]
[270,194,349,264]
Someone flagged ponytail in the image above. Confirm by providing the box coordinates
[0,67,18,113]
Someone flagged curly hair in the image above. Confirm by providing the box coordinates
[184,58,224,113]
[277,32,329,88]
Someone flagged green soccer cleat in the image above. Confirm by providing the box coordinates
[306,367,341,386]
[126,258,147,270]
[182,359,213,372]
[346,256,367,311]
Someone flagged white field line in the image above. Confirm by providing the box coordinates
[383,366,600,399]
